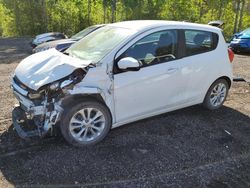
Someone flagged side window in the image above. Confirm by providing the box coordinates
[120,30,178,68]
[184,30,217,56]
[55,33,65,39]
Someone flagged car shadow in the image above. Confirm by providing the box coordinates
[0,105,250,187]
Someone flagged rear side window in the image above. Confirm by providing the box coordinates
[184,30,218,56]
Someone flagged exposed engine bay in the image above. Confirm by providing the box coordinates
[12,67,89,138]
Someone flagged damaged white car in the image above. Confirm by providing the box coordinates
[11,21,233,146]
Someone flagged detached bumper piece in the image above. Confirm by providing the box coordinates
[233,76,250,86]
[12,107,47,139]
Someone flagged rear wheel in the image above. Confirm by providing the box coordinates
[203,79,229,110]
[60,99,112,147]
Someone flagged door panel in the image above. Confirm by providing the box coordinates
[114,59,191,123]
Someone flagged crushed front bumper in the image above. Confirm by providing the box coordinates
[12,102,61,139]
[12,106,44,139]
[12,82,62,139]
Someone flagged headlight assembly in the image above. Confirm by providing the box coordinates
[60,80,74,89]
[28,93,41,99]
[49,82,60,90]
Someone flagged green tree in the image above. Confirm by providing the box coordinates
[0,1,16,37]
[0,0,250,39]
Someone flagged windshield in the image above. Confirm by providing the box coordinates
[71,26,99,40]
[242,28,250,34]
[66,26,136,63]
[238,28,250,39]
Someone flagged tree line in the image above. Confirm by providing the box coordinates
[0,0,249,40]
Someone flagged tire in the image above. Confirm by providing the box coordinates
[203,79,229,110]
[60,99,112,147]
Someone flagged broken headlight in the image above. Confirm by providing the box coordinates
[47,69,86,92]
[60,79,74,89]
[60,69,86,89]
[49,81,60,90]
[28,89,45,99]
[28,92,41,99]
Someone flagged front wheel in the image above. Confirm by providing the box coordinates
[203,79,229,110]
[60,99,112,147]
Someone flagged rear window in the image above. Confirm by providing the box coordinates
[184,30,218,56]
[54,33,66,39]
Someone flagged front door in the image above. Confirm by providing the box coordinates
[113,30,191,123]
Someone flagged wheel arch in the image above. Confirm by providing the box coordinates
[62,94,105,105]
[59,93,113,146]
[215,76,232,88]
[202,76,231,110]
[61,94,113,124]
[203,76,231,103]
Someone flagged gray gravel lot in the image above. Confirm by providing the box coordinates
[0,38,249,188]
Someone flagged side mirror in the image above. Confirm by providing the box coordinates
[117,57,141,71]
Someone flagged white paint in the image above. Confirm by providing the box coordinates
[117,57,140,70]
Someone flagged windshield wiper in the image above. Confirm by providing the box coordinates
[88,63,96,68]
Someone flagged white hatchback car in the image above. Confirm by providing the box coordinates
[11,21,234,146]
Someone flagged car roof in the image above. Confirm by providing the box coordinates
[35,38,75,49]
[35,32,64,39]
[93,24,106,28]
[110,20,221,33]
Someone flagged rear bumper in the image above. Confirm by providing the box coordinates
[229,44,250,52]
[30,42,37,49]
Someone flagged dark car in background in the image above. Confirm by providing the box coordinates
[30,32,67,48]
[33,24,105,53]
[229,28,250,53]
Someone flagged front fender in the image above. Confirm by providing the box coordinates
[63,85,115,124]
[68,86,106,100]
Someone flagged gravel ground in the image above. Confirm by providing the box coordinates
[0,38,249,188]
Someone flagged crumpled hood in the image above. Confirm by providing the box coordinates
[15,48,91,91]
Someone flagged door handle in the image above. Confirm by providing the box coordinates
[166,67,178,74]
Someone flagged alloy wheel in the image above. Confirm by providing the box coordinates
[69,108,105,142]
[209,83,227,107]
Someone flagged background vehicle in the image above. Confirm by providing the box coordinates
[30,32,67,48]
[229,28,250,53]
[33,25,105,53]
[12,21,233,147]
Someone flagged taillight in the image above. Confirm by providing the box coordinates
[228,48,234,63]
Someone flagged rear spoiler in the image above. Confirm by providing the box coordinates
[208,20,224,28]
